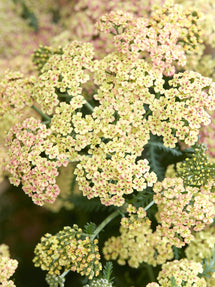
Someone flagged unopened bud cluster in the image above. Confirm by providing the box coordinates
[33,225,102,279]
[177,144,215,186]
[32,45,63,72]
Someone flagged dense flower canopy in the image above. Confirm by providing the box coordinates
[0,0,215,286]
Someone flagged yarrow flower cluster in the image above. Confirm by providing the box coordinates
[33,225,102,279]
[4,4,215,209]
[93,51,215,149]
[0,244,18,287]
[103,205,173,267]
[75,154,157,206]
[185,227,215,263]
[32,41,94,115]
[56,0,160,58]
[0,71,33,117]
[147,259,207,287]
[199,111,215,157]
[154,177,215,247]
[1,1,215,286]
[96,1,202,76]
[176,0,215,48]
[185,227,215,287]
[5,117,69,206]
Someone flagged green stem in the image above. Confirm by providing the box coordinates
[144,200,155,211]
[91,210,120,240]
[57,94,72,99]
[60,270,70,278]
[144,109,152,118]
[146,264,155,282]
[84,101,94,112]
[57,92,94,113]
[32,105,51,122]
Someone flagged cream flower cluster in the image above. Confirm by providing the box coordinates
[93,52,215,149]
[186,226,215,263]
[154,177,215,247]
[0,244,18,287]
[0,71,33,117]
[185,227,215,287]
[96,1,202,76]
[103,206,173,267]
[147,259,207,287]
[176,0,215,48]
[4,36,215,208]
[32,41,94,115]
[75,153,157,206]
[3,5,215,212]
[5,117,69,206]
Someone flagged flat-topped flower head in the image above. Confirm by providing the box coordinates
[0,71,34,117]
[154,177,215,247]
[96,2,203,76]
[32,41,94,115]
[157,259,207,287]
[0,244,18,287]
[5,117,69,206]
[75,151,156,207]
[103,208,173,268]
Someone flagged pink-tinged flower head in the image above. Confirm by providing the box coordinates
[5,117,69,206]
[157,259,207,286]
[154,177,215,248]
[0,244,18,287]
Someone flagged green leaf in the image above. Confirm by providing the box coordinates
[83,222,97,235]
[148,141,183,157]
[170,276,179,287]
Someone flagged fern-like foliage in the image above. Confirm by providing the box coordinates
[69,195,114,213]
[12,0,38,31]
[145,135,184,181]
[83,222,97,235]
[172,246,183,260]
[147,141,183,157]
[199,249,215,278]
[128,189,154,207]
[146,143,165,181]
[102,262,114,283]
